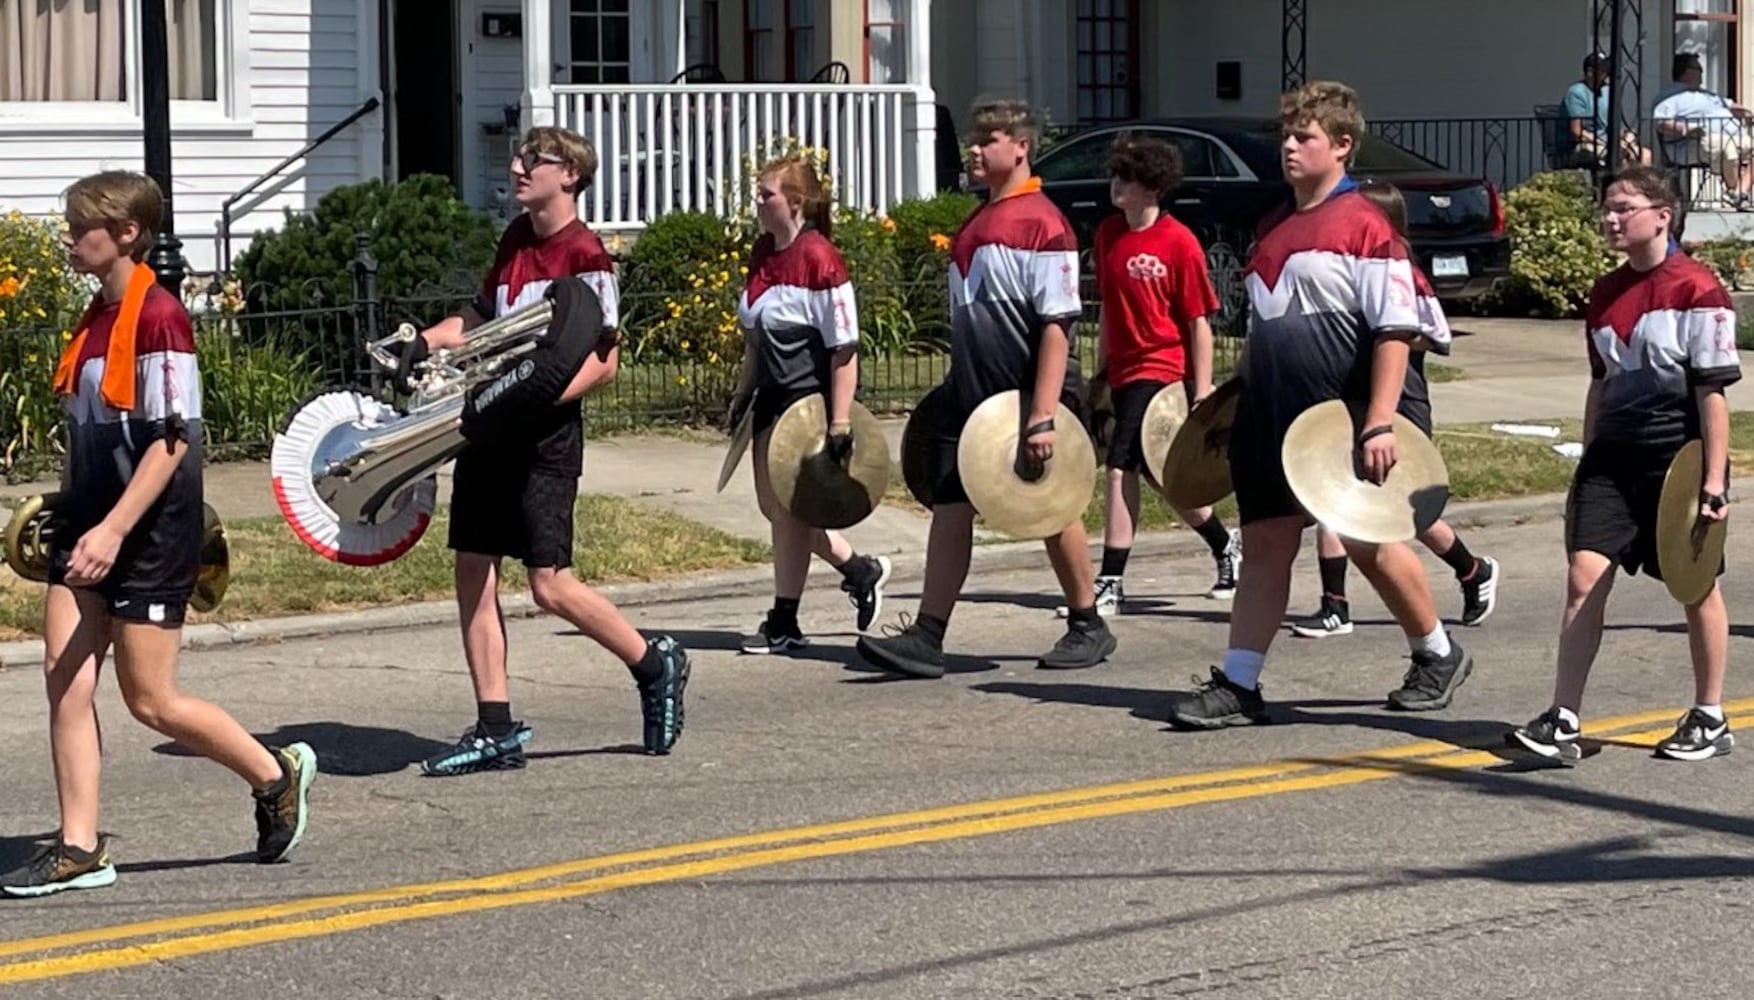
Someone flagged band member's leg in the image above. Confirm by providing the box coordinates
[42,585,110,855]
[111,610,314,863]
[1292,524,1354,638]
[1657,578,1736,759]
[745,436,813,652]
[1340,536,1474,711]
[1553,550,1615,711]
[1170,500,1241,599]
[855,501,975,680]
[455,552,512,704]
[1417,519,1499,626]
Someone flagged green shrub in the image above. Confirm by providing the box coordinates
[832,211,917,355]
[0,209,91,476]
[235,175,500,307]
[1494,170,1618,318]
[619,211,742,353]
[885,191,974,345]
[198,324,324,458]
[1691,238,1754,292]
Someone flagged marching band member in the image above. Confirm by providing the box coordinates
[857,98,1118,678]
[399,126,689,775]
[1291,179,1500,638]
[3,171,314,897]
[1509,166,1739,763]
[727,154,892,654]
[1165,82,1474,729]
[1081,133,1241,617]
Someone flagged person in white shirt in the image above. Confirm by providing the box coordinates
[1654,51,1754,209]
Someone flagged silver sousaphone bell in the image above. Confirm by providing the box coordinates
[271,279,602,564]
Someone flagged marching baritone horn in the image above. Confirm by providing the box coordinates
[271,277,607,565]
[2,493,232,613]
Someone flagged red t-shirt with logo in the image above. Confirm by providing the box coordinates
[1093,212,1219,386]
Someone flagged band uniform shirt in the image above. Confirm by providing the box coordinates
[1585,252,1741,450]
[946,178,1084,413]
[60,282,204,593]
[468,213,620,478]
[1093,212,1219,387]
[738,229,859,395]
[1240,185,1441,439]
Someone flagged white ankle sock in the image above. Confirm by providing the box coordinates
[1221,649,1265,689]
[1411,627,1451,659]
[1696,704,1725,723]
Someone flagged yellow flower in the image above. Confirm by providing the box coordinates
[24,353,36,364]
[881,217,896,233]
[716,271,729,284]
[676,375,688,386]
[61,330,72,341]
[681,340,691,350]
[930,233,952,252]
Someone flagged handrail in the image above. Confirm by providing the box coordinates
[219,94,381,273]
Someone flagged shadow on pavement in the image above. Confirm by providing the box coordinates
[151,722,452,777]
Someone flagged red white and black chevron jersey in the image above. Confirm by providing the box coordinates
[468,214,619,477]
[946,180,1084,412]
[59,282,204,591]
[1093,212,1218,386]
[1241,185,1439,436]
[1585,252,1741,448]
[738,230,858,394]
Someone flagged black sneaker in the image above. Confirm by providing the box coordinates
[1459,556,1499,626]
[1167,667,1269,729]
[1386,639,1474,711]
[841,555,893,632]
[741,616,809,654]
[856,616,946,678]
[421,722,533,776]
[254,742,318,863]
[1654,708,1735,762]
[1507,707,1582,764]
[1290,598,1352,638]
[637,635,690,755]
[0,838,117,898]
[1038,615,1118,669]
[1209,529,1241,599]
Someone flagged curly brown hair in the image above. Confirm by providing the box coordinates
[1106,133,1183,195]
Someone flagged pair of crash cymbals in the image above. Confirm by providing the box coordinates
[1654,438,1729,606]
[1280,400,1450,544]
[1152,377,1244,509]
[956,390,1098,540]
[716,392,891,531]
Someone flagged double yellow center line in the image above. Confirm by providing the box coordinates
[1,698,1738,985]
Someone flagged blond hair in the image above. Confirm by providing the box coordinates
[521,125,599,193]
[63,170,162,262]
[761,154,833,240]
[968,98,1039,145]
[1279,81,1366,162]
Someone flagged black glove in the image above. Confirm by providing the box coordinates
[386,334,430,393]
[725,392,754,435]
[825,428,853,465]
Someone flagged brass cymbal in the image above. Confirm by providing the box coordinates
[764,394,891,530]
[1161,377,1243,509]
[1655,438,1727,605]
[1139,384,1191,488]
[717,401,756,493]
[1281,399,1449,544]
[192,503,230,614]
[956,389,1096,540]
[901,383,957,509]
[1085,375,1117,450]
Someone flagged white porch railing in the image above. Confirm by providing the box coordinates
[552,84,925,232]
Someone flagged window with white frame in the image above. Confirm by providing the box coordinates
[863,0,904,83]
[568,0,631,84]
[0,0,218,103]
[1675,0,1738,101]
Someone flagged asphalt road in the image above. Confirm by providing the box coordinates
[2,515,1752,998]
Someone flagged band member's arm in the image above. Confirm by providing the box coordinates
[1698,385,1730,500]
[1186,315,1215,403]
[1682,292,1743,514]
[558,338,619,403]
[828,345,857,428]
[1365,334,1413,432]
[817,270,861,430]
[556,269,624,403]
[420,305,487,350]
[1026,240,1083,449]
[1033,321,1071,421]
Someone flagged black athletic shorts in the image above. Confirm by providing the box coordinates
[1105,379,1171,474]
[1566,439,1723,582]
[923,382,1087,507]
[1229,389,1435,526]
[447,451,577,569]
[47,524,195,629]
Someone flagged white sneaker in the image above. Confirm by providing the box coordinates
[1208,529,1241,599]
[1058,575,1124,617]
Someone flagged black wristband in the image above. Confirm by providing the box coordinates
[1025,419,1055,437]
[1358,424,1394,445]
[1702,489,1729,511]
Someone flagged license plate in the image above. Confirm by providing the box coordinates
[1432,254,1469,278]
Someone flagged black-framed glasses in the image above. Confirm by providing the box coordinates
[511,148,566,173]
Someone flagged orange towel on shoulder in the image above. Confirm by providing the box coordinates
[52,264,157,412]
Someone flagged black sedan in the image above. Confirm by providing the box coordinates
[1032,117,1510,328]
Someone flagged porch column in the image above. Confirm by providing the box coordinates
[522,0,556,130]
[907,0,937,198]
[1281,0,1306,90]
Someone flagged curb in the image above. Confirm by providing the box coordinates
[0,482,1701,668]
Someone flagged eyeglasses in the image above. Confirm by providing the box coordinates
[510,148,566,173]
[1599,203,1659,219]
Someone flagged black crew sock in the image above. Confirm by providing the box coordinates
[1193,516,1232,556]
[477,701,515,738]
[1318,555,1350,603]
[770,597,802,632]
[1440,537,1479,580]
[917,614,948,641]
[628,642,665,684]
[1068,605,1102,627]
[1100,546,1131,578]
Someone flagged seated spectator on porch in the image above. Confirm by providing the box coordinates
[1563,52,1653,167]
[1654,52,1754,210]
